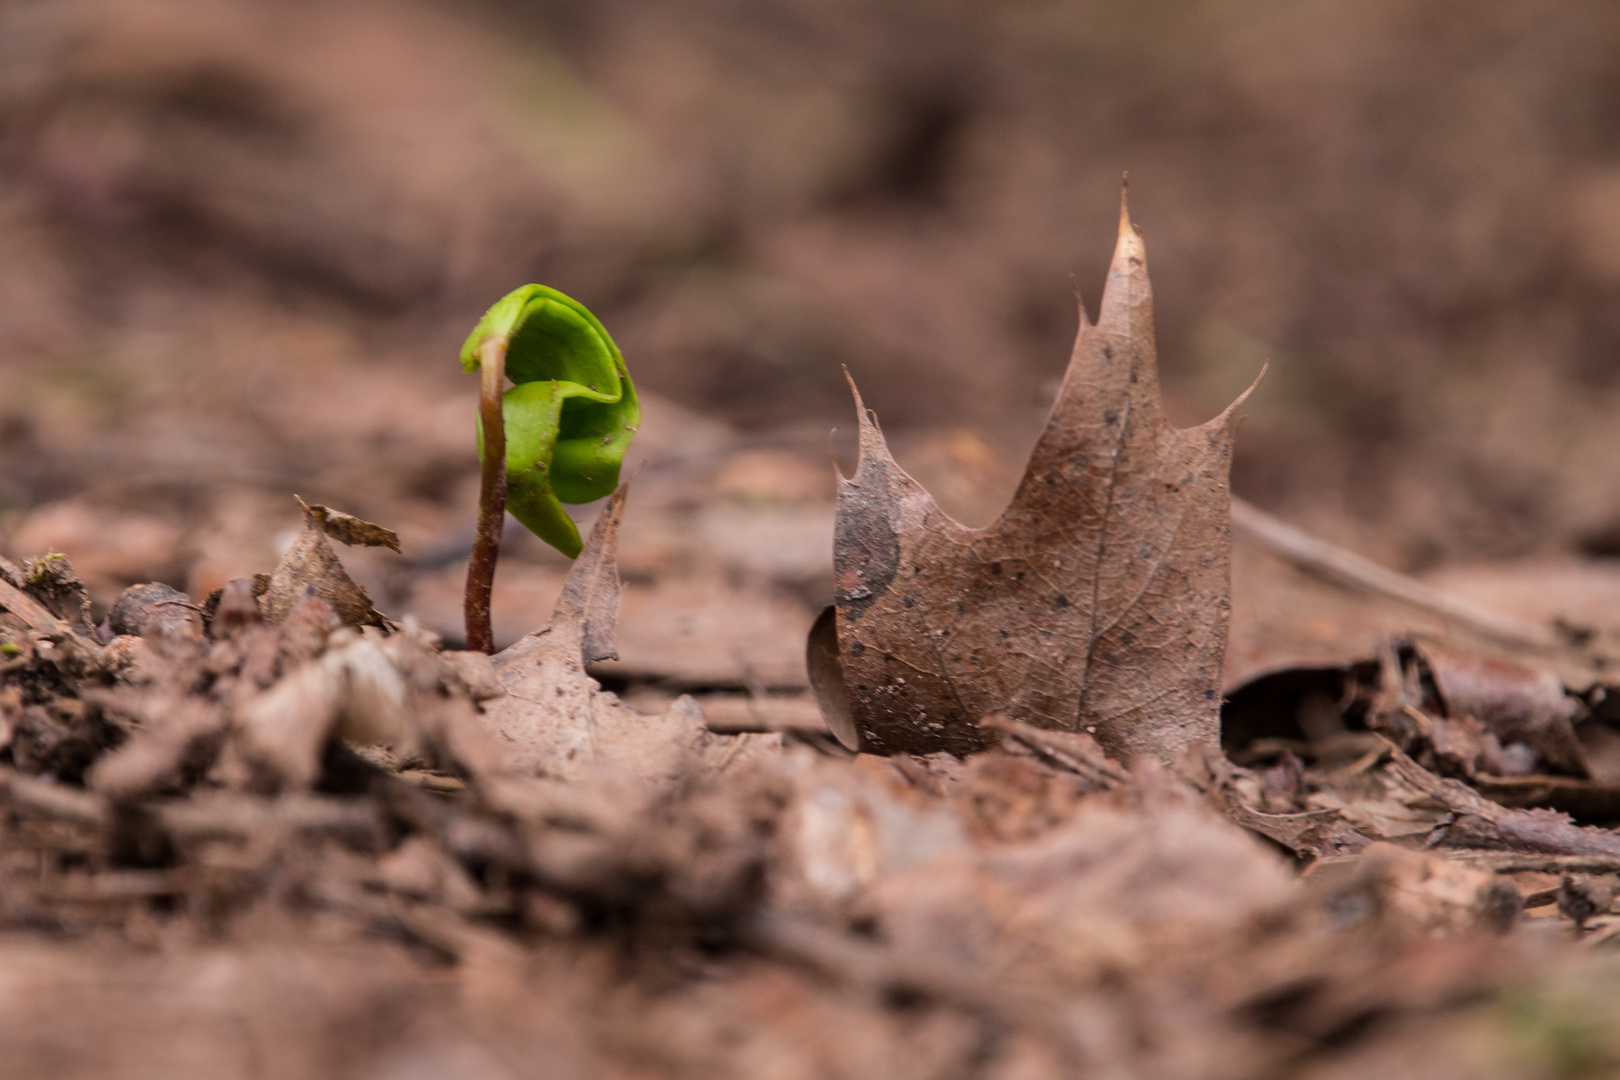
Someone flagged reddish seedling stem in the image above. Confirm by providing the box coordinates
[465,336,508,653]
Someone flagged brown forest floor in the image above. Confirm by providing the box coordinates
[6,0,1620,1076]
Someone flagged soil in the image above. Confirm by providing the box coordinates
[6,1,1620,1076]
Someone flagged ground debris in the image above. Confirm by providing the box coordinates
[4,515,1607,1077]
[109,582,204,641]
[480,486,756,784]
[6,428,1620,1078]
[262,499,395,628]
[10,2,1620,1071]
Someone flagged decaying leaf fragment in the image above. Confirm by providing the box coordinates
[818,191,1258,762]
[1416,642,1587,777]
[262,498,398,628]
[296,501,402,553]
[480,485,740,783]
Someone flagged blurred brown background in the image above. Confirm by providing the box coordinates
[3,0,1620,660]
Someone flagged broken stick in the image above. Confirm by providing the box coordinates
[1230,496,1559,651]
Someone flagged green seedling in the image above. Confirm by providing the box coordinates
[460,285,639,653]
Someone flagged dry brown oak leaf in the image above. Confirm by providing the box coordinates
[816,193,1260,763]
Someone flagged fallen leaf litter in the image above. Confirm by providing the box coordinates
[8,201,1620,1077]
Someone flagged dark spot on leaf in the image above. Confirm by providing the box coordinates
[835,464,902,623]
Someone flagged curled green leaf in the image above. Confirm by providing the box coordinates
[462,285,639,558]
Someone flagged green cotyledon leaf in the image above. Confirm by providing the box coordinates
[463,285,639,558]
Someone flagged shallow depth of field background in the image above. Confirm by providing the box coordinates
[3,0,1620,637]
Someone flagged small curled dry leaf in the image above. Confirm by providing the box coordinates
[263,499,395,628]
[293,497,401,552]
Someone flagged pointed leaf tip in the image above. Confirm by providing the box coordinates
[1116,184,1143,261]
[1070,276,1092,329]
[1227,362,1268,417]
[841,366,866,418]
[843,370,888,467]
[549,481,628,664]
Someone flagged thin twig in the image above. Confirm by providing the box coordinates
[979,714,1129,787]
[465,336,509,654]
[1444,853,1620,875]
[0,577,72,638]
[1230,495,1560,651]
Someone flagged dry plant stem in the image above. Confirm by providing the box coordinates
[465,337,508,654]
[1229,495,1559,651]
[0,578,68,637]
